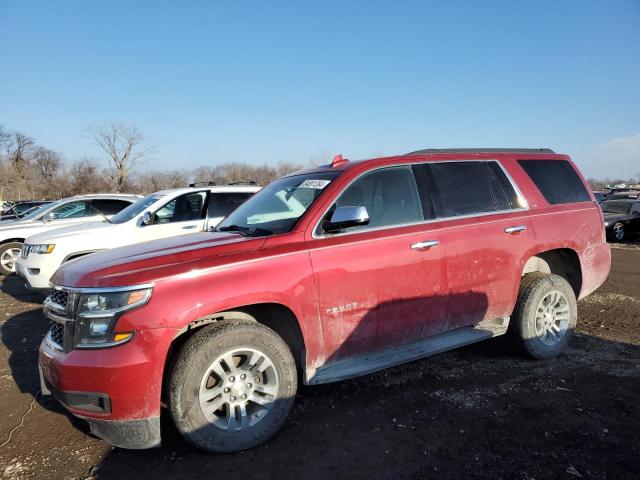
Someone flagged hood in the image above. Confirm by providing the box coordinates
[51,231,267,288]
[26,221,114,244]
[0,216,36,231]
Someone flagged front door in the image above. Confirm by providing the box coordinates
[308,166,446,362]
[138,191,208,242]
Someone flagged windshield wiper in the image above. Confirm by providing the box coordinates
[217,224,272,237]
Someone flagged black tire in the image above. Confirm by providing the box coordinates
[169,320,297,453]
[511,273,577,359]
[0,241,23,276]
[611,222,625,242]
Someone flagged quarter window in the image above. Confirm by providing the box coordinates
[518,159,591,205]
[325,166,423,232]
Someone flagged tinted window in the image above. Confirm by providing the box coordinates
[328,166,423,231]
[426,162,502,217]
[91,199,132,215]
[208,192,254,218]
[154,192,206,224]
[518,160,590,204]
[485,162,521,210]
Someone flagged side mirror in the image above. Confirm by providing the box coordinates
[142,211,154,226]
[42,212,55,223]
[323,206,370,233]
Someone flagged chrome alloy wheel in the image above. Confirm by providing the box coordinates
[198,347,279,431]
[534,290,570,346]
[0,247,21,272]
[613,223,625,241]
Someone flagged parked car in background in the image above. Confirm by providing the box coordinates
[0,194,140,276]
[592,191,608,203]
[0,201,52,222]
[39,149,610,452]
[17,184,260,291]
[602,199,640,241]
[606,190,640,201]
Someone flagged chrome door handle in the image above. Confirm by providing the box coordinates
[505,225,527,234]
[182,225,197,230]
[411,240,439,250]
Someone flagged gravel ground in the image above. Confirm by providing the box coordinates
[0,245,638,480]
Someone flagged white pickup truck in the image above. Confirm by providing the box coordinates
[0,194,140,276]
[16,185,260,291]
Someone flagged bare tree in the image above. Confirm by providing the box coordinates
[33,146,62,181]
[89,123,154,192]
[6,131,35,170]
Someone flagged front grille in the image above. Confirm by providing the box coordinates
[50,289,69,309]
[21,244,32,259]
[49,320,65,348]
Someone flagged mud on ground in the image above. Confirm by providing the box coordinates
[0,246,638,480]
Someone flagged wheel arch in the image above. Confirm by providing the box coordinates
[521,248,582,297]
[162,302,307,402]
[0,237,25,245]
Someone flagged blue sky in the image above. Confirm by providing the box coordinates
[1,0,639,178]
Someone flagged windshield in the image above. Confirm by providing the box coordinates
[602,202,631,215]
[217,172,340,236]
[110,193,166,224]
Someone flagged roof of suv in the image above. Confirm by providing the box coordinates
[292,148,564,177]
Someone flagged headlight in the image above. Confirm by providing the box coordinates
[604,222,609,227]
[31,244,56,254]
[75,288,152,348]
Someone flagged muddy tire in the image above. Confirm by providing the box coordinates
[169,320,297,453]
[0,242,22,276]
[511,273,577,359]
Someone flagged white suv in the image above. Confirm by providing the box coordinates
[0,194,140,276]
[16,185,260,291]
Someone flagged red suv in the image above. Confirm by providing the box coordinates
[39,149,611,452]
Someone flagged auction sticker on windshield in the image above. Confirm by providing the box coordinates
[299,179,331,189]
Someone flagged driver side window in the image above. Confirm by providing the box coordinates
[153,192,206,224]
[322,166,423,233]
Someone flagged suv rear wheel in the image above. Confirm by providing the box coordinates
[511,273,577,359]
[169,320,297,453]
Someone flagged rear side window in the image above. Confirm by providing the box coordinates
[421,161,520,218]
[518,160,590,204]
[91,199,132,215]
[208,192,254,218]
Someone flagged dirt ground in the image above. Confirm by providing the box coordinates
[0,245,639,480]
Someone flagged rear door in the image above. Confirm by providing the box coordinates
[415,160,536,327]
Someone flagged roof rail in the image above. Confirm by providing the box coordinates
[188,181,217,187]
[228,181,258,186]
[406,148,555,155]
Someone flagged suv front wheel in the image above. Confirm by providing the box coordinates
[511,273,577,359]
[169,320,297,453]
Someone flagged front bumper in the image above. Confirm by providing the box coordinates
[15,254,58,291]
[38,326,175,449]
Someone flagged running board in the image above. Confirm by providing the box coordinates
[307,317,510,385]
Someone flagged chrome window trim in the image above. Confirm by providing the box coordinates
[312,159,529,240]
